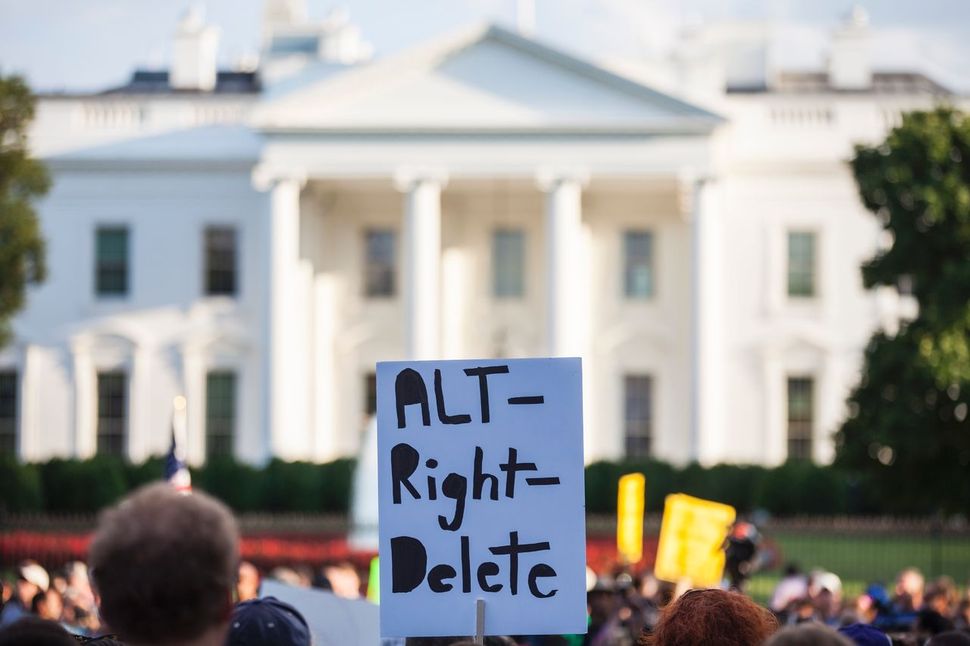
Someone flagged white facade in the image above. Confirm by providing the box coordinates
[4,7,960,467]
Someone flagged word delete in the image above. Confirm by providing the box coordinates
[377,358,586,638]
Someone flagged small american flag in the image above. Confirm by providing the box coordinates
[165,397,192,493]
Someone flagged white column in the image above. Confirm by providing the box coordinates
[70,338,96,459]
[180,345,205,466]
[539,171,586,357]
[397,171,446,360]
[259,171,307,462]
[127,344,152,462]
[689,176,723,464]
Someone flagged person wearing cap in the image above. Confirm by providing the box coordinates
[225,597,310,646]
[88,482,239,646]
[0,560,50,627]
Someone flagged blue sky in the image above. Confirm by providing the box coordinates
[1,0,968,93]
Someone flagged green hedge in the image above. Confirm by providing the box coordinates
[584,459,882,516]
[0,456,357,515]
[0,456,882,516]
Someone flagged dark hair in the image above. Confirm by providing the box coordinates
[0,617,76,646]
[927,633,970,646]
[639,588,778,646]
[88,483,239,644]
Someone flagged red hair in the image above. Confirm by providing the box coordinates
[639,588,779,646]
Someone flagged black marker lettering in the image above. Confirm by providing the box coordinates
[395,368,430,428]
[528,563,558,598]
[434,369,472,424]
[391,443,421,504]
[499,447,537,498]
[462,365,510,423]
[438,472,467,531]
[390,536,426,593]
[473,446,499,501]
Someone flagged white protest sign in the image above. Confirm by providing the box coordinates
[377,358,587,638]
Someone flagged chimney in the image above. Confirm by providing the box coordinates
[171,5,220,91]
[828,5,872,90]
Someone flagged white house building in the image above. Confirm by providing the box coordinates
[1,4,957,467]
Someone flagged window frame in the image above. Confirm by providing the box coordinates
[623,374,653,459]
[205,370,237,460]
[95,226,130,298]
[0,371,18,457]
[786,230,817,299]
[96,371,128,457]
[786,375,815,461]
[203,226,238,297]
[492,228,526,299]
[363,229,397,298]
[623,230,655,300]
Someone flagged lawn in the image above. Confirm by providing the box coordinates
[746,530,970,603]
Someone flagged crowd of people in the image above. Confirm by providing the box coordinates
[0,484,968,646]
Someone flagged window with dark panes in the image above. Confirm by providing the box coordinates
[96,227,129,296]
[206,371,236,459]
[364,372,377,417]
[624,375,653,458]
[97,372,127,457]
[787,231,816,297]
[364,230,396,297]
[492,229,525,298]
[787,376,814,460]
[204,227,237,296]
[0,372,17,456]
[624,231,654,298]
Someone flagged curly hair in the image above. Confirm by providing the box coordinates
[639,588,778,646]
[88,483,239,644]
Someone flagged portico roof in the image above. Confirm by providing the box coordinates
[254,23,722,135]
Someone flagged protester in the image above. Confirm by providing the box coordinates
[764,623,853,646]
[769,564,809,615]
[31,587,64,623]
[226,597,310,646]
[0,561,50,626]
[237,562,261,603]
[893,568,925,613]
[88,482,239,646]
[0,616,76,646]
[638,587,778,646]
[917,586,957,637]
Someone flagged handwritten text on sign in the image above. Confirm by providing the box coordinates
[377,358,586,638]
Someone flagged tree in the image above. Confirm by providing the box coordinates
[835,108,970,514]
[0,74,49,348]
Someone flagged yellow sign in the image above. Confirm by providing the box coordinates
[616,473,646,563]
[654,493,736,587]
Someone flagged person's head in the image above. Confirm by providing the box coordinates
[225,597,310,646]
[896,568,924,598]
[925,586,951,614]
[236,562,260,603]
[837,623,892,646]
[15,561,49,606]
[88,483,239,646]
[783,563,802,578]
[638,588,778,646]
[0,617,75,646]
[31,588,64,621]
[765,623,854,646]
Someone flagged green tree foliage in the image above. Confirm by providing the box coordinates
[835,108,970,513]
[0,75,49,347]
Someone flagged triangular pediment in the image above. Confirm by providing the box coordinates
[254,24,720,133]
